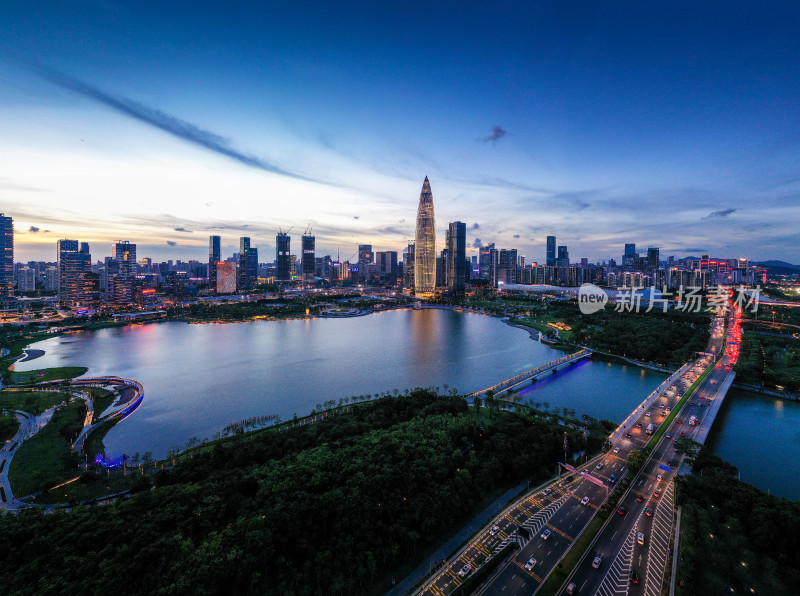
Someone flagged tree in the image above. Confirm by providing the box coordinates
[674,437,702,463]
[626,449,648,474]
[473,395,482,412]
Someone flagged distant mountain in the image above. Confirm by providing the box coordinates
[754,260,800,270]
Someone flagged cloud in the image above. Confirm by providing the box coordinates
[703,208,736,220]
[378,226,405,236]
[472,238,483,249]
[513,234,520,239]
[166,241,177,247]
[28,226,40,233]
[353,216,359,220]
[399,218,405,223]
[44,230,50,233]
[478,126,507,144]
[471,222,480,230]
[29,63,319,183]
[174,227,193,233]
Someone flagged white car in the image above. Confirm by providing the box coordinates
[457,563,471,577]
[595,462,603,470]
[524,557,537,571]
[637,532,646,545]
[657,474,663,481]
[541,528,552,540]
[543,488,552,495]
[581,496,590,506]
[490,525,500,536]
[592,556,602,569]
[613,446,620,453]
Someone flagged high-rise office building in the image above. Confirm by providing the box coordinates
[546,236,556,267]
[376,251,399,284]
[623,243,637,271]
[498,248,518,284]
[209,235,221,290]
[57,239,95,305]
[646,247,660,272]
[414,176,436,296]
[446,221,466,293]
[0,214,12,298]
[404,241,415,288]
[358,244,373,266]
[556,245,569,268]
[301,233,315,284]
[238,237,258,291]
[479,243,495,280]
[114,241,137,277]
[276,233,291,282]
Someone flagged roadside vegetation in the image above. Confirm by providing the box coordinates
[0,389,72,416]
[676,450,800,595]
[0,410,20,442]
[0,389,610,595]
[735,333,800,391]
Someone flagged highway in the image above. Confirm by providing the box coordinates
[413,308,734,596]
[559,306,739,596]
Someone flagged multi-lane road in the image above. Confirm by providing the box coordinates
[415,306,737,596]
[561,308,739,595]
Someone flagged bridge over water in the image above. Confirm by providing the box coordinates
[467,348,592,400]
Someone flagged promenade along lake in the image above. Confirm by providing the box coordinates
[16,309,667,458]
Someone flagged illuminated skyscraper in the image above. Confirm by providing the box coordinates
[414,176,436,296]
[238,237,257,291]
[546,236,556,267]
[0,213,12,298]
[209,235,221,289]
[446,221,466,294]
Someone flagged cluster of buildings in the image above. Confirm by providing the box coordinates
[0,189,766,311]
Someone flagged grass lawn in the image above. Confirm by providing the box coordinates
[85,387,116,418]
[9,366,88,384]
[83,419,120,459]
[8,399,87,497]
[0,389,72,416]
[32,471,142,505]
[0,411,20,442]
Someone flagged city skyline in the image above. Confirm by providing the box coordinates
[2,2,799,263]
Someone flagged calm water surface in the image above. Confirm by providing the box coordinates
[707,388,800,500]
[16,310,666,457]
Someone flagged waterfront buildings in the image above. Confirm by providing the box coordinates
[209,235,221,290]
[446,221,466,294]
[414,176,436,296]
[302,233,316,284]
[546,236,556,267]
[0,214,12,298]
[276,232,291,282]
[238,237,258,291]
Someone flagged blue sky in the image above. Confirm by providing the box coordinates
[1,1,798,264]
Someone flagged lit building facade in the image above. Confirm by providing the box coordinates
[414,176,436,296]
[446,221,466,293]
[276,233,291,282]
[301,233,315,284]
[209,235,221,290]
[0,213,12,298]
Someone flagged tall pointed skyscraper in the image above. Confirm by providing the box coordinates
[414,176,436,296]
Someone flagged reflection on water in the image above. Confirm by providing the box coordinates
[707,388,800,500]
[16,310,666,458]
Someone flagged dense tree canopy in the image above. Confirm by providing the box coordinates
[0,390,602,595]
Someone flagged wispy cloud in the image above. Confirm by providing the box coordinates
[478,126,507,144]
[166,241,177,247]
[703,208,736,220]
[471,222,480,230]
[28,63,320,183]
[174,227,193,233]
[28,226,40,233]
[472,237,482,248]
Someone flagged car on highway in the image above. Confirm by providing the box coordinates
[617,505,627,516]
[644,507,653,516]
[654,488,661,498]
[490,525,500,536]
[637,532,646,545]
[626,432,632,438]
[629,569,640,583]
[676,419,682,424]
[680,431,687,437]
[543,488,552,495]
[592,556,602,569]
[665,432,672,438]
[541,528,552,540]
[524,557,537,571]
[566,582,578,595]
[565,475,574,483]
[609,474,616,483]
[636,422,643,428]
[657,474,663,481]
[636,494,644,502]
[645,411,651,417]
[595,463,603,470]
[581,496,590,505]
[688,402,694,406]
[457,563,471,577]
[613,446,620,453]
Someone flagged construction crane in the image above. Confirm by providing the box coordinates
[303,223,313,236]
